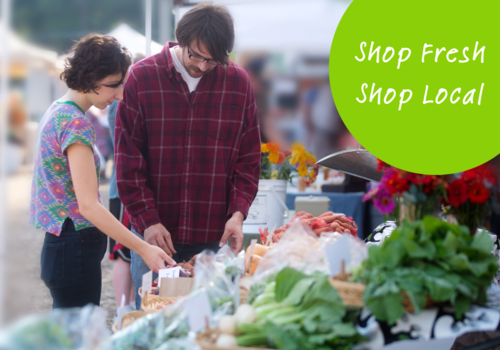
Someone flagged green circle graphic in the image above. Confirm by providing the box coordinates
[329,0,500,175]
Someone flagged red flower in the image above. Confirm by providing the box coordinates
[376,159,391,172]
[469,182,490,204]
[412,173,433,185]
[385,173,410,195]
[446,179,468,206]
[277,152,286,165]
[463,164,497,186]
[283,150,291,157]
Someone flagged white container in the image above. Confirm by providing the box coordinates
[243,179,289,234]
[295,196,331,217]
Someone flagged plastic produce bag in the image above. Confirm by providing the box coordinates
[111,295,191,350]
[253,219,368,283]
[194,246,245,322]
[111,247,245,349]
[0,304,110,350]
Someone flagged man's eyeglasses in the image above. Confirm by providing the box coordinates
[187,46,219,66]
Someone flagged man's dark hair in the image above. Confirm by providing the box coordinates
[60,34,131,93]
[175,2,234,66]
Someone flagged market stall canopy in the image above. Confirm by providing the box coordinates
[175,0,351,55]
[107,23,164,56]
[0,22,57,69]
[316,149,383,182]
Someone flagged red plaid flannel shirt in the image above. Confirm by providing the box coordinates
[115,42,261,245]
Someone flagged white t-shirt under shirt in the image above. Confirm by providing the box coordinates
[170,46,202,93]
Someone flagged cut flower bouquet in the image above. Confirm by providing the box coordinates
[260,142,319,185]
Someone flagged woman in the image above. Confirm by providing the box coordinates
[29,34,175,308]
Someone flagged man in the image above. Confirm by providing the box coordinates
[115,3,261,309]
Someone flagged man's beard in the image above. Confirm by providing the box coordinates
[186,64,211,78]
[181,48,212,78]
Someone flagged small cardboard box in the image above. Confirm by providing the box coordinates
[159,277,194,298]
[295,195,331,217]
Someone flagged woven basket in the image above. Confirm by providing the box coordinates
[141,293,180,312]
[112,311,147,333]
[329,278,365,308]
[195,331,272,350]
[401,292,438,313]
[138,286,159,296]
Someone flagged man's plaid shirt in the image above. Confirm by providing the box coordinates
[115,42,261,245]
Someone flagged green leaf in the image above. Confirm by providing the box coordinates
[380,239,406,268]
[372,280,400,298]
[300,276,345,321]
[471,231,494,255]
[264,321,304,350]
[365,292,404,325]
[275,267,308,302]
[404,290,426,314]
[403,239,433,259]
[442,230,460,257]
[448,253,471,271]
[453,294,471,319]
[282,277,316,306]
[331,323,358,337]
[469,260,495,277]
[423,274,455,302]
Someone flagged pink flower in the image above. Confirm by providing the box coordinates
[373,188,396,214]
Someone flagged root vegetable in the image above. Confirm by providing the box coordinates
[311,219,327,229]
[314,227,333,236]
[330,222,345,233]
[248,255,262,275]
[216,334,238,348]
[219,315,238,335]
[245,244,269,258]
[235,304,258,324]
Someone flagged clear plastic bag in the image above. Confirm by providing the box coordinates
[0,304,110,350]
[252,219,368,283]
[111,247,245,349]
[111,294,191,350]
[194,246,245,323]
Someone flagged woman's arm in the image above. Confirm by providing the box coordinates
[67,143,175,272]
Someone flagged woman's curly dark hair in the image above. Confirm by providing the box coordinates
[60,34,131,93]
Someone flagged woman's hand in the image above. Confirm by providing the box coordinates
[140,244,177,273]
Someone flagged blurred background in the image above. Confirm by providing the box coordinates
[0,0,358,327]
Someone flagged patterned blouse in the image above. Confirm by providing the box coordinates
[29,101,101,235]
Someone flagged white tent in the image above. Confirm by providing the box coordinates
[0,22,57,69]
[107,23,164,56]
[175,0,351,55]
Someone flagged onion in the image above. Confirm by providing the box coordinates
[216,334,238,348]
[235,304,257,324]
[219,315,237,335]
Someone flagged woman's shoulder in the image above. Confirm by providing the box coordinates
[47,102,92,133]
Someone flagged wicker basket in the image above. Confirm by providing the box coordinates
[195,330,272,350]
[140,293,180,312]
[112,311,147,333]
[401,292,438,313]
[329,278,365,308]
[138,286,159,296]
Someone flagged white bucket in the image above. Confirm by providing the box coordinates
[243,179,289,234]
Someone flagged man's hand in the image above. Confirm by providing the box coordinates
[143,223,177,257]
[220,211,244,253]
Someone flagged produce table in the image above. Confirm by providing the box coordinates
[285,192,366,237]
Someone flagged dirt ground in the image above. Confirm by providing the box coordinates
[4,165,117,328]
